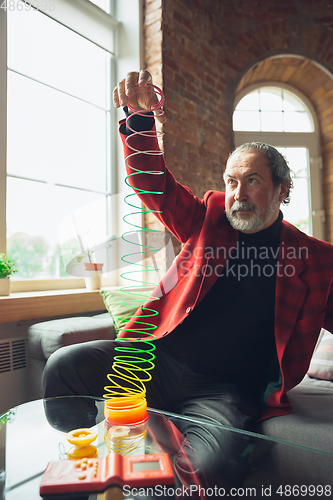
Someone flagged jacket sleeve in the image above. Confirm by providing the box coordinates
[119,119,205,243]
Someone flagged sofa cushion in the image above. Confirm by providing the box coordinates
[307,329,333,381]
[28,316,115,361]
[257,376,333,450]
[100,289,146,335]
[252,376,333,488]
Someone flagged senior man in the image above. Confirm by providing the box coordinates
[44,70,333,494]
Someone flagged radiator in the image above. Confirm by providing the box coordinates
[0,338,27,415]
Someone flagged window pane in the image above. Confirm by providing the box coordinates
[277,148,311,235]
[58,198,117,277]
[283,111,313,132]
[7,72,107,192]
[282,91,306,112]
[6,178,107,279]
[235,91,260,111]
[259,88,282,111]
[7,7,109,108]
[234,86,314,133]
[261,111,283,132]
[233,110,260,131]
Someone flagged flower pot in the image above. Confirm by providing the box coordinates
[0,278,10,296]
[85,263,104,272]
[84,263,103,291]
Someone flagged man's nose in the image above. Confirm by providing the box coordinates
[234,183,248,201]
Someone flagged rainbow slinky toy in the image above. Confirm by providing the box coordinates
[104,84,165,436]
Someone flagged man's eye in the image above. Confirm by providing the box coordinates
[228,179,235,185]
[249,178,257,184]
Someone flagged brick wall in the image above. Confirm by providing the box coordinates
[143,0,333,243]
[162,0,229,200]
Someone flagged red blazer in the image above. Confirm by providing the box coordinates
[119,121,333,420]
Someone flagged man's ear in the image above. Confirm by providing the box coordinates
[279,183,289,203]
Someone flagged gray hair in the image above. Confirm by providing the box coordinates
[226,142,293,205]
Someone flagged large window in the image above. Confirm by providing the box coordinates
[233,87,314,133]
[0,0,142,291]
[233,85,324,240]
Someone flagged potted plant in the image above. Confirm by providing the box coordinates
[75,235,116,291]
[80,253,104,292]
[0,253,18,296]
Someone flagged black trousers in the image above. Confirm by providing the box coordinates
[43,339,262,497]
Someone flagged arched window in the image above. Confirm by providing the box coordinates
[233,85,324,239]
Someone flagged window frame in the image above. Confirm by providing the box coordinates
[233,82,324,241]
[0,0,143,293]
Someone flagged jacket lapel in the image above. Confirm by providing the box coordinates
[195,214,239,303]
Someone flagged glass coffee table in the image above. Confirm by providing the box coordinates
[1,397,333,500]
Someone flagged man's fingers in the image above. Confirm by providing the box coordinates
[113,71,165,122]
[138,69,153,87]
[112,79,128,108]
[125,71,140,97]
[154,109,167,124]
[118,79,128,106]
[112,85,120,108]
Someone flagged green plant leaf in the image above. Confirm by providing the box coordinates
[0,253,18,278]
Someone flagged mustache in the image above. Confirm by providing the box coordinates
[231,201,257,215]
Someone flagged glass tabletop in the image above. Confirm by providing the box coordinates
[0,397,333,500]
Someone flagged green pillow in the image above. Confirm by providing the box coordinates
[100,289,147,336]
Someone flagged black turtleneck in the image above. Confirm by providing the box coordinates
[160,212,283,401]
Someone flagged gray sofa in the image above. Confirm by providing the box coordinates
[27,312,115,401]
[27,315,333,493]
[251,376,333,494]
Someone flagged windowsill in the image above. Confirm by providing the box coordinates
[0,288,110,323]
[0,284,155,324]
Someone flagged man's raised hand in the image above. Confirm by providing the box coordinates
[113,70,166,124]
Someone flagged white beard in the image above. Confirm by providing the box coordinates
[226,192,280,233]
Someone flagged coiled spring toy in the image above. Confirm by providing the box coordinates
[104,85,165,430]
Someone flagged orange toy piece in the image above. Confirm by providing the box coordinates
[67,428,98,460]
[104,395,148,426]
